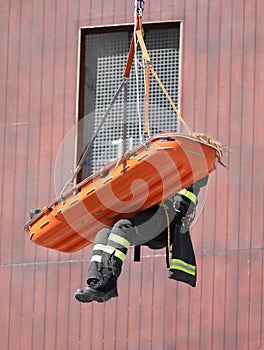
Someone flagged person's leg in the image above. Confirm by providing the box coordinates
[168,177,209,286]
[87,226,111,283]
[75,226,116,303]
[75,205,175,303]
[100,219,133,277]
[76,219,134,303]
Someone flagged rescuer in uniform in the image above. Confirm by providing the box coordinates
[74,176,208,303]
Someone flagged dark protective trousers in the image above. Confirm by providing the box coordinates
[87,201,197,287]
[169,227,197,287]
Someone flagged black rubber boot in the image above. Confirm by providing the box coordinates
[74,269,118,303]
[74,279,99,303]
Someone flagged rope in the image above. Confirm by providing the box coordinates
[60,2,194,198]
[59,79,126,199]
[135,28,193,135]
[134,0,143,143]
[160,202,171,268]
[144,65,150,136]
[149,68,193,135]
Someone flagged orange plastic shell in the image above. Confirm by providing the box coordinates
[24,133,221,253]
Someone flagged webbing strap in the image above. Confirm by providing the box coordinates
[144,65,150,136]
[134,245,141,262]
[136,29,151,63]
[150,67,193,135]
[136,29,193,135]
[59,78,126,200]
[123,15,142,79]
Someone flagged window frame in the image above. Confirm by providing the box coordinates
[75,20,183,181]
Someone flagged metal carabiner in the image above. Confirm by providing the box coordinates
[137,0,144,15]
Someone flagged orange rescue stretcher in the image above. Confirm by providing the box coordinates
[24,132,222,253]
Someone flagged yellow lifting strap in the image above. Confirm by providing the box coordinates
[123,13,192,135]
[136,28,193,135]
[144,64,151,136]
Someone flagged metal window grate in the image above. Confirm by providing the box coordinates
[81,24,180,178]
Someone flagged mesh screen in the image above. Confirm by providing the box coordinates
[81,24,180,177]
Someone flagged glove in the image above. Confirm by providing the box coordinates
[181,201,196,233]
[172,194,197,233]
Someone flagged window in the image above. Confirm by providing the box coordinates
[77,22,181,180]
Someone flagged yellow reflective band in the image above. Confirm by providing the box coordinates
[179,189,197,204]
[92,244,127,262]
[91,255,102,263]
[109,233,130,249]
[103,246,115,254]
[114,249,126,262]
[93,244,106,252]
[170,259,196,276]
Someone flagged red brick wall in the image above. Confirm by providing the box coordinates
[0,1,263,349]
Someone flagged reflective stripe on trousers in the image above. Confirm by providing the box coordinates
[170,258,196,276]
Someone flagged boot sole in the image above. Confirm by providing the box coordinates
[74,287,118,303]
